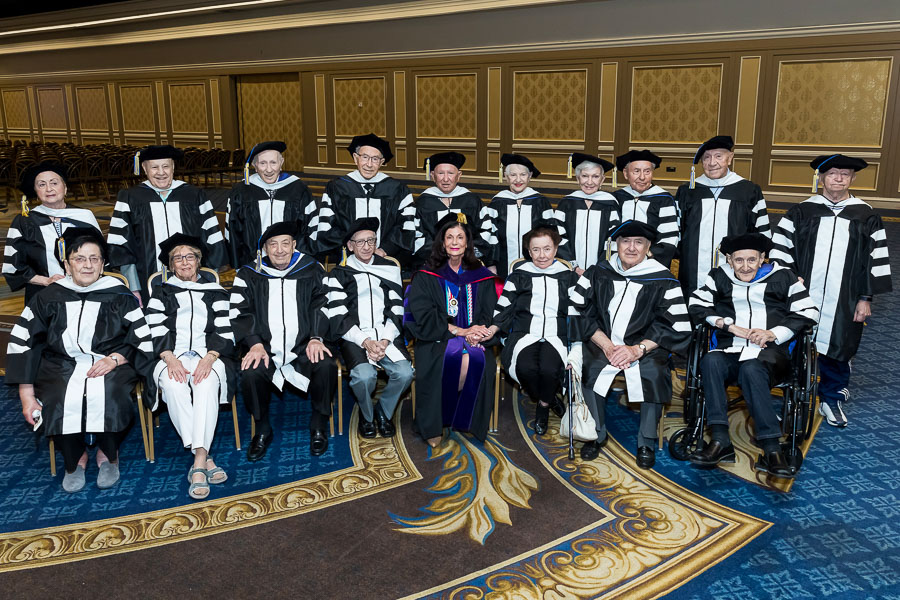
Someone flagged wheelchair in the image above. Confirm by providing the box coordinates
[668,323,819,474]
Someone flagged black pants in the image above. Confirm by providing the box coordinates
[54,432,123,474]
[240,358,337,432]
[517,341,563,405]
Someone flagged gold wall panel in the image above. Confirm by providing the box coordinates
[237,74,304,170]
[415,74,477,139]
[599,63,617,143]
[736,57,761,145]
[37,88,67,130]
[209,79,221,134]
[394,71,406,139]
[2,89,30,129]
[169,83,208,133]
[120,84,155,132]
[513,70,586,142]
[107,83,119,142]
[630,64,722,144]
[317,144,328,163]
[75,86,108,131]
[488,150,501,173]
[395,145,407,169]
[314,74,326,137]
[769,158,878,190]
[773,58,892,147]
[333,76,386,138]
[155,81,167,133]
[488,67,501,140]
[649,155,697,185]
[733,157,752,180]
[525,150,595,177]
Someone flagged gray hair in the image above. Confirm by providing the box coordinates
[251,150,284,167]
[504,163,532,177]
[574,160,604,177]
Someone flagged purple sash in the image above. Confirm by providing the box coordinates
[441,336,487,431]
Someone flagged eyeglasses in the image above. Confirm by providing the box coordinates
[350,237,377,247]
[172,254,199,263]
[71,256,103,266]
[355,154,383,164]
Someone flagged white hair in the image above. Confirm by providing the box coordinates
[504,163,531,177]
[251,149,284,167]
[574,160,604,177]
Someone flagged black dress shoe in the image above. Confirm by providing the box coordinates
[579,436,608,461]
[534,403,550,436]
[755,450,795,479]
[374,404,396,438]
[636,446,656,470]
[549,395,566,419]
[358,418,377,439]
[247,432,274,462]
[688,440,736,466]
[310,429,328,456]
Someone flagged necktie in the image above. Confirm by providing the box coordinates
[364,183,374,197]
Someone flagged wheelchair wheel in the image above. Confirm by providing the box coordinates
[668,427,701,461]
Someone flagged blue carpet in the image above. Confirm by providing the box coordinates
[0,382,352,534]
[605,222,900,599]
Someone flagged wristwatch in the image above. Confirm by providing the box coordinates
[638,343,647,357]
[108,354,119,366]
[722,317,734,329]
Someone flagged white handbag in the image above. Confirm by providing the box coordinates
[559,369,598,442]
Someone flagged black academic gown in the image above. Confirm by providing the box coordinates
[2,205,101,304]
[555,191,621,271]
[107,181,228,303]
[572,257,691,404]
[230,253,332,417]
[689,263,820,375]
[325,254,410,370]
[612,185,680,268]
[5,276,152,436]
[413,186,484,265]
[492,260,579,383]
[225,173,315,268]
[405,263,501,441]
[311,170,415,264]
[144,273,238,410]
[769,195,891,361]
[675,172,770,295]
[479,188,556,278]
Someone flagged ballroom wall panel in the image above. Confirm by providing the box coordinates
[236,73,303,171]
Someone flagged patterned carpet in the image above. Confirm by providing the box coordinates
[0,194,899,597]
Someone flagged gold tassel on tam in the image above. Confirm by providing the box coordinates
[57,237,65,261]
[456,213,468,225]
[714,244,720,268]
[20,195,29,217]
[498,164,503,184]
[255,249,262,271]
[690,165,696,189]
[133,152,140,176]
[612,169,617,189]
[425,157,430,181]
[244,162,250,185]
[605,238,611,261]
[567,155,572,179]
[812,169,819,194]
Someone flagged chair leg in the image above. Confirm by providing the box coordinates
[147,405,156,462]
[49,438,57,477]
[492,364,501,433]
[231,395,241,450]
[136,387,150,462]
[658,404,666,450]
[338,367,343,435]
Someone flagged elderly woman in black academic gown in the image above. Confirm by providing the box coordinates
[405,213,501,447]
[7,228,151,492]
[489,223,580,435]
[145,234,237,500]
[569,221,691,468]
[3,161,101,303]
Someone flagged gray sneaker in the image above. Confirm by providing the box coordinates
[97,461,120,489]
[62,465,86,493]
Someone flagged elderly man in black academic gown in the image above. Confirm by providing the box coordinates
[325,217,413,438]
[675,135,770,296]
[107,145,228,304]
[230,221,336,460]
[770,155,891,428]
[310,133,416,266]
[225,140,316,268]
[413,151,484,267]
[689,233,819,478]
[611,150,679,268]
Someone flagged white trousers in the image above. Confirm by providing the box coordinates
[158,353,222,453]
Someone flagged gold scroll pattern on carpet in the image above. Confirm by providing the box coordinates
[391,432,539,545]
[0,421,421,573]
[420,393,769,600]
